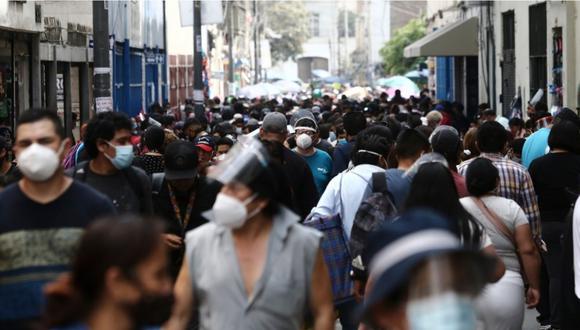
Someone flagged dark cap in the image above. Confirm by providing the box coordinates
[262,112,288,134]
[164,141,198,180]
[194,135,215,153]
[431,126,461,160]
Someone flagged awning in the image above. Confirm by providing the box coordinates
[404,17,478,58]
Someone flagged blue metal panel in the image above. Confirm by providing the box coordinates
[436,57,454,101]
[129,52,143,117]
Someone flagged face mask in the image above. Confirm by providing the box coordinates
[179,104,185,111]
[296,133,313,150]
[105,142,135,170]
[207,192,258,229]
[407,292,476,330]
[130,291,175,327]
[18,142,64,182]
[338,138,347,145]
[235,127,243,135]
[329,131,337,142]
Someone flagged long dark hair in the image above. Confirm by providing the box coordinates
[44,216,165,327]
[404,162,482,248]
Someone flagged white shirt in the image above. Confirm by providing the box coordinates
[310,164,384,239]
[573,198,580,298]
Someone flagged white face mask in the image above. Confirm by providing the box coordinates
[179,104,185,111]
[17,142,64,182]
[296,133,313,150]
[206,192,259,229]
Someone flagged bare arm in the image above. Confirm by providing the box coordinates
[482,244,506,283]
[514,223,541,307]
[309,249,335,330]
[164,259,194,330]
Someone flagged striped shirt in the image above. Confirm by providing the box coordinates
[458,153,541,240]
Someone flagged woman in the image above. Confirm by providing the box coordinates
[404,162,505,282]
[462,158,541,330]
[166,137,334,330]
[133,126,165,175]
[528,120,580,329]
[44,216,173,329]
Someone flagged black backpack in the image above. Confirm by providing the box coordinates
[73,161,146,212]
[349,172,398,279]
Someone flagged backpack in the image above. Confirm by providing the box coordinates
[73,161,146,212]
[151,172,165,196]
[349,172,398,279]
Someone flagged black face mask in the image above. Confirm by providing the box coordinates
[130,291,175,327]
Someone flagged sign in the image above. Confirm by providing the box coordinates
[179,0,223,27]
[145,51,157,64]
[95,96,113,113]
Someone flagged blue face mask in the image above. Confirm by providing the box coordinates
[407,293,476,330]
[106,142,135,170]
[338,138,347,145]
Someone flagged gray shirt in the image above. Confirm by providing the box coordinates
[185,207,322,330]
[66,163,153,215]
[461,196,529,273]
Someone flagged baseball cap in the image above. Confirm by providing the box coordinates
[430,126,460,160]
[194,136,215,153]
[262,112,288,134]
[359,209,492,320]
[164,141,198,180]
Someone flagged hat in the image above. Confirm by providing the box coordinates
[290,109,317,128]
[262,112,288,134]
[359,209,491,319]
[194,135,215,153]
[430,126,460,159]
[164,141,198,180]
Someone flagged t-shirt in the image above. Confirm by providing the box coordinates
[461,196,529,273]
[66,164,153,215]
[296,149,333,195]
[133,154,165,175]
[0,181,115,325]
[452,171,469,197]
[315,139,334,159]
[385,168,412,210]
[522,127,551,168]
[282,148,319,220]
[529,152,580,223]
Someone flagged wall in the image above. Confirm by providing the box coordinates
[0,1,42,32]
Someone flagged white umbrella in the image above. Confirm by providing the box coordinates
[237,83,281,99]
[273,80,302,94]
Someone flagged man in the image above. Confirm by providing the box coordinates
[67,111,153,215]
[215,136,234,159]
[194,135,215,176]
[152,141,220,279]
[390,89,406,105]
[0,109,115,329]
[183,117,206,141]
[386,128,429,209]
[522,107,580,168]
[430,126,468,197]
[509,117,525,139]
[458,121,541,242]
[332,111,367,176]
[293,117,333,195]
[259,112,318,220]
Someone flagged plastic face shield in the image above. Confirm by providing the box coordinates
[207,135,269,186]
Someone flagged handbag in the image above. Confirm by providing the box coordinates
[471,197,528,285]
[304,173,354,304]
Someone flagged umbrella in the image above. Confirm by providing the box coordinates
[312,69,331,78]
[404,69,429,79]
[321,76,346,84]
[237,83,281,99]
[273,80,303,94]
[376,75,420,97]
[342,86,370,101]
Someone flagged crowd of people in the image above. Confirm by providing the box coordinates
[0,88,580,330]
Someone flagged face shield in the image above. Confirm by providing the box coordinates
[405,253,489,330]
[207,135,269,186]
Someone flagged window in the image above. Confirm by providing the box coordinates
[529,3,547,102]
[338,10,355,38]
[310,13,320,38]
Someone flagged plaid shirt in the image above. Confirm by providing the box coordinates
[458,153,542,239]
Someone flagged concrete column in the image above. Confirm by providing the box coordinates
[30,34,41,108]
[46,46,58,111]
[79,60,90,126]
[63,62,73,139]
